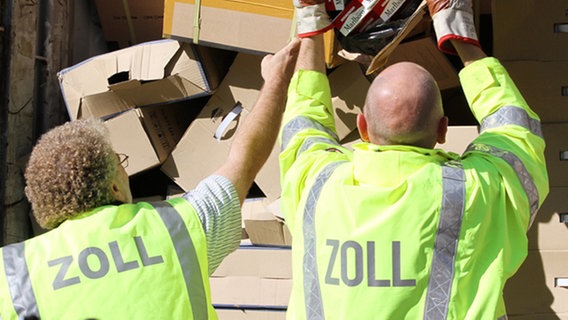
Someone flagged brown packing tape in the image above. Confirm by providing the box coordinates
[193,0,201,44]
[366,1,429,75]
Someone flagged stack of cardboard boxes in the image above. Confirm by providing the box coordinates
[58,0,567,318]
[493,1,568,319]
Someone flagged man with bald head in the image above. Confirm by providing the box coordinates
[359,62,447,148]
[279,0,548,318]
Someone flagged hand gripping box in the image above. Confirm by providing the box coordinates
[161,54,370,202]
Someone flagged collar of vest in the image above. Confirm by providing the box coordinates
[352,142,457,187]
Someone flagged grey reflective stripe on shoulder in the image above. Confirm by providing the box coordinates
[2,242,40,318]
[281,116,339,152]
[302,161,346,320]
[466,143,539,226]
[299,137,341,156]
[151,202,208,320]
[480,105,543,139]
[424,162,466,320]
[498,315,508,320]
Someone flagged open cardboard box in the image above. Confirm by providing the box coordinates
[328,1,431,75]
[57,39,235,176]
[161,53,369,202]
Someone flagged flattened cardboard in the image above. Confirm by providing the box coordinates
[163,0,294,54]
[504,250,568,315]
[493,0,568,61]
[502,61,568,123]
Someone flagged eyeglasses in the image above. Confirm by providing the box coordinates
[116,153,129,168]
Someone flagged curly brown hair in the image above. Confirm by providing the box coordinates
[24,118,118,229]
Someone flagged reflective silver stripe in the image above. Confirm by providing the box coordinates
[281,116,339,152]
[303,161,345,320]
[151,202,208,320]
[466,143,539,226]
[424,162,466,320]
[3,242,40,318]
[498,315,508,320]
[480,105,543,139]
[299,137,340,156]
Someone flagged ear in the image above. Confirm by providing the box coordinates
[436,116,449,144]
[357,113,370,142]
[110,178,123,201]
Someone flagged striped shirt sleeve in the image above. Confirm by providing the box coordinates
[182,175,241,275]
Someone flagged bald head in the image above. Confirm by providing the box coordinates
[358,62,446,149]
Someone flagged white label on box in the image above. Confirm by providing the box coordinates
[338,5,370,35]
[380,0,406,21]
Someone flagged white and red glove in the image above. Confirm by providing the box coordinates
[427,0,480,54]
[294,0,333,38]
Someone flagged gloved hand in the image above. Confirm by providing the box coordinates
[426,0,480,54]
[294,0,333,38]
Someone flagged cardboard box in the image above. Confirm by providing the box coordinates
[502,61,568,123]
[161,54,368,201]
[94,0,164,47]
[493,0,568,61]
[58,39,234,175]
[504,250,568,316]
[435,126,479,155]
[211,246,292,307]
[58,39,233,120]
[212,245,292,279]
[215,309,287,320]
[103,100,202,176]
[528,187,568,251]
[543,123,568,187]
[163,0,294,54]
[210,276,292,308]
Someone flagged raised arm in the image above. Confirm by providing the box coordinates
[214,39,300,204]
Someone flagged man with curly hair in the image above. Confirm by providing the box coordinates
[0,38,300,319]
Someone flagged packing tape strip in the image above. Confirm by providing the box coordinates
[214,102,244,141]
[122,0,137,44]
[193,0,202,44]
[554,23,568,33]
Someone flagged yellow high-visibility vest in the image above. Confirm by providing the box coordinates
[279,58,549,319]
[0,198,217,319]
